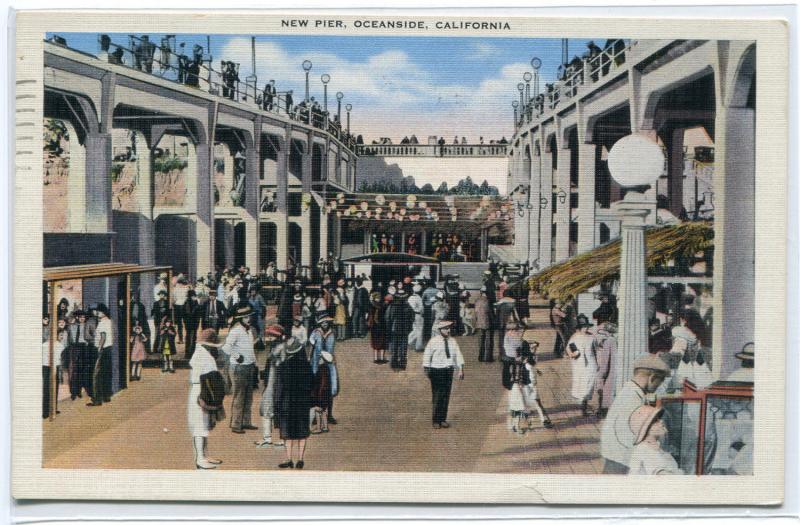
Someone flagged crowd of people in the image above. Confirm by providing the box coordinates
[44,254,751,475]
[370,136,509,146]
[369,232,470,261]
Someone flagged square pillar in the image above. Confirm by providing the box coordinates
[528,143,541,266]
[244,119,262,272]
[539,138,554,268]
[194,143,213,279]
[84,133,113,233]
[554,143,572,263]
[576,141,597,254]
[275,131,290,270]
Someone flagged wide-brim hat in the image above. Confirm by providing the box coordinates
[576,314,593,328]
[197,328,223,348]
[736,342,754,361]
[293,315,303,323]
[633,354,672,376]
[293,294,303,301]
[232,305,253,319]
[629,405,664,445]
[158,290,168,297]
[320,351,334,363]
[434,320,453,331]
[395,288,407,297]
[95,303,110,317]
[317,315,334,324]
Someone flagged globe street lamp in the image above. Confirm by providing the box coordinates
[345,103,352,134]
[336,91,344,123]
[302,59,312,103]
[523,71,533,107]
[531,57,542,99]
[607,134,665,392]
[321,74,330,114]
[517,83,525,115]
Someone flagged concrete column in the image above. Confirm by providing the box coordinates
[529,143,541,266]
[333,214,342,258]
[84,133,113,233]
[712,107,755,379]
[554,142,572,263]
[221,144,234,203]
[300,215,312,267]
[613,197,652,395]
[539,136,554,268]
[65,122,86,232]
[319,206,329,259]
[300,134,313,267]
[576,141,597,253]
[667,127,685,217]
[245,119,262,272]
[194,142,213,280]
[275,131,290,270]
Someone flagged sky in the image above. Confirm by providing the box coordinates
[50,32,597,192]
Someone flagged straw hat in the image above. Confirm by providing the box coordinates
[264,325,286,338]
[629,405,664,445]
[736,342,754,361]
[231,304,253,320]
[434,320,453,331]
[632,354,671,375]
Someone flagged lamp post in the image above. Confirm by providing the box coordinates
[607,134,665,393]
[302,59,312,103]
[517,83,525,116]
[336,91,344,123]
[345,103,352,135]
[523,71,532,108]
[512,100,519,127]
[531,57,542,99]
[321,74,330,113]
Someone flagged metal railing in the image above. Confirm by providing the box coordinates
[69,35,357,150]
[356,143,508,157]
[516,39,634,128]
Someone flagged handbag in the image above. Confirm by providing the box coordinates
[198,370,226,411]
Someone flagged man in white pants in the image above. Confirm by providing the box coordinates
[407,283,425,352]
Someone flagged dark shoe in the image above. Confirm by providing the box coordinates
[86,402,102,407]
[543,420,554,429]
[243,425,258,430]
[439,422,450,428]
[321,428,329,433]
[373,360,380,364]
[71,395,77,400]
[328,417,337,425]
[296,460,304,469]
[169,369,176,374]
[232,429,245,434]
[278,460,294,469]
[104,398,111,403]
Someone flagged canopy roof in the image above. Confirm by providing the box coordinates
[340,252,441,266]
[43,263,172,283]
[526,222,714,302]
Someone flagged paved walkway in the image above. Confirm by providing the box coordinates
[43,307,603,473]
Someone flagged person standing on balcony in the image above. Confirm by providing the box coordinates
[285,90,294,117]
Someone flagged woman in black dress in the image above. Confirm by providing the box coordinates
[277,342,312,469]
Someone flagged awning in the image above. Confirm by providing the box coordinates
[340,252,441,266]
[526,222,714,301]
[43,263,173,283]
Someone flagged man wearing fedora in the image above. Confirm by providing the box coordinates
[726,342,754,383]
[423,320,465,429]
[309,315,339,424]
[87,303,114,407]
[600,353,671,474]
[385,287,414,371]
[223,304,258,434]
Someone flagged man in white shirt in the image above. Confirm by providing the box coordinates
[87,303,114,407]
[223,304,258,434]
[600,354,670,473]
[423,320,465,429]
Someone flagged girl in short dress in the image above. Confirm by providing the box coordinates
[159,318,177,373]
[129,323,147,381]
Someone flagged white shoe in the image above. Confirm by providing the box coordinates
[196,459,217,469]
[254,439,272,448]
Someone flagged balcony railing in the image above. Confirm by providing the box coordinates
[356,143,508,157]
[516,39,635,129]
[46,35,358,151]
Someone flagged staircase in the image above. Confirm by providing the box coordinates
[488,244,521,264]
[440,262,490,290]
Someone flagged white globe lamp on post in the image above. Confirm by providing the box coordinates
[607,134,665,392]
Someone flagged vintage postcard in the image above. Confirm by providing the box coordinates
[12,11,788,504]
